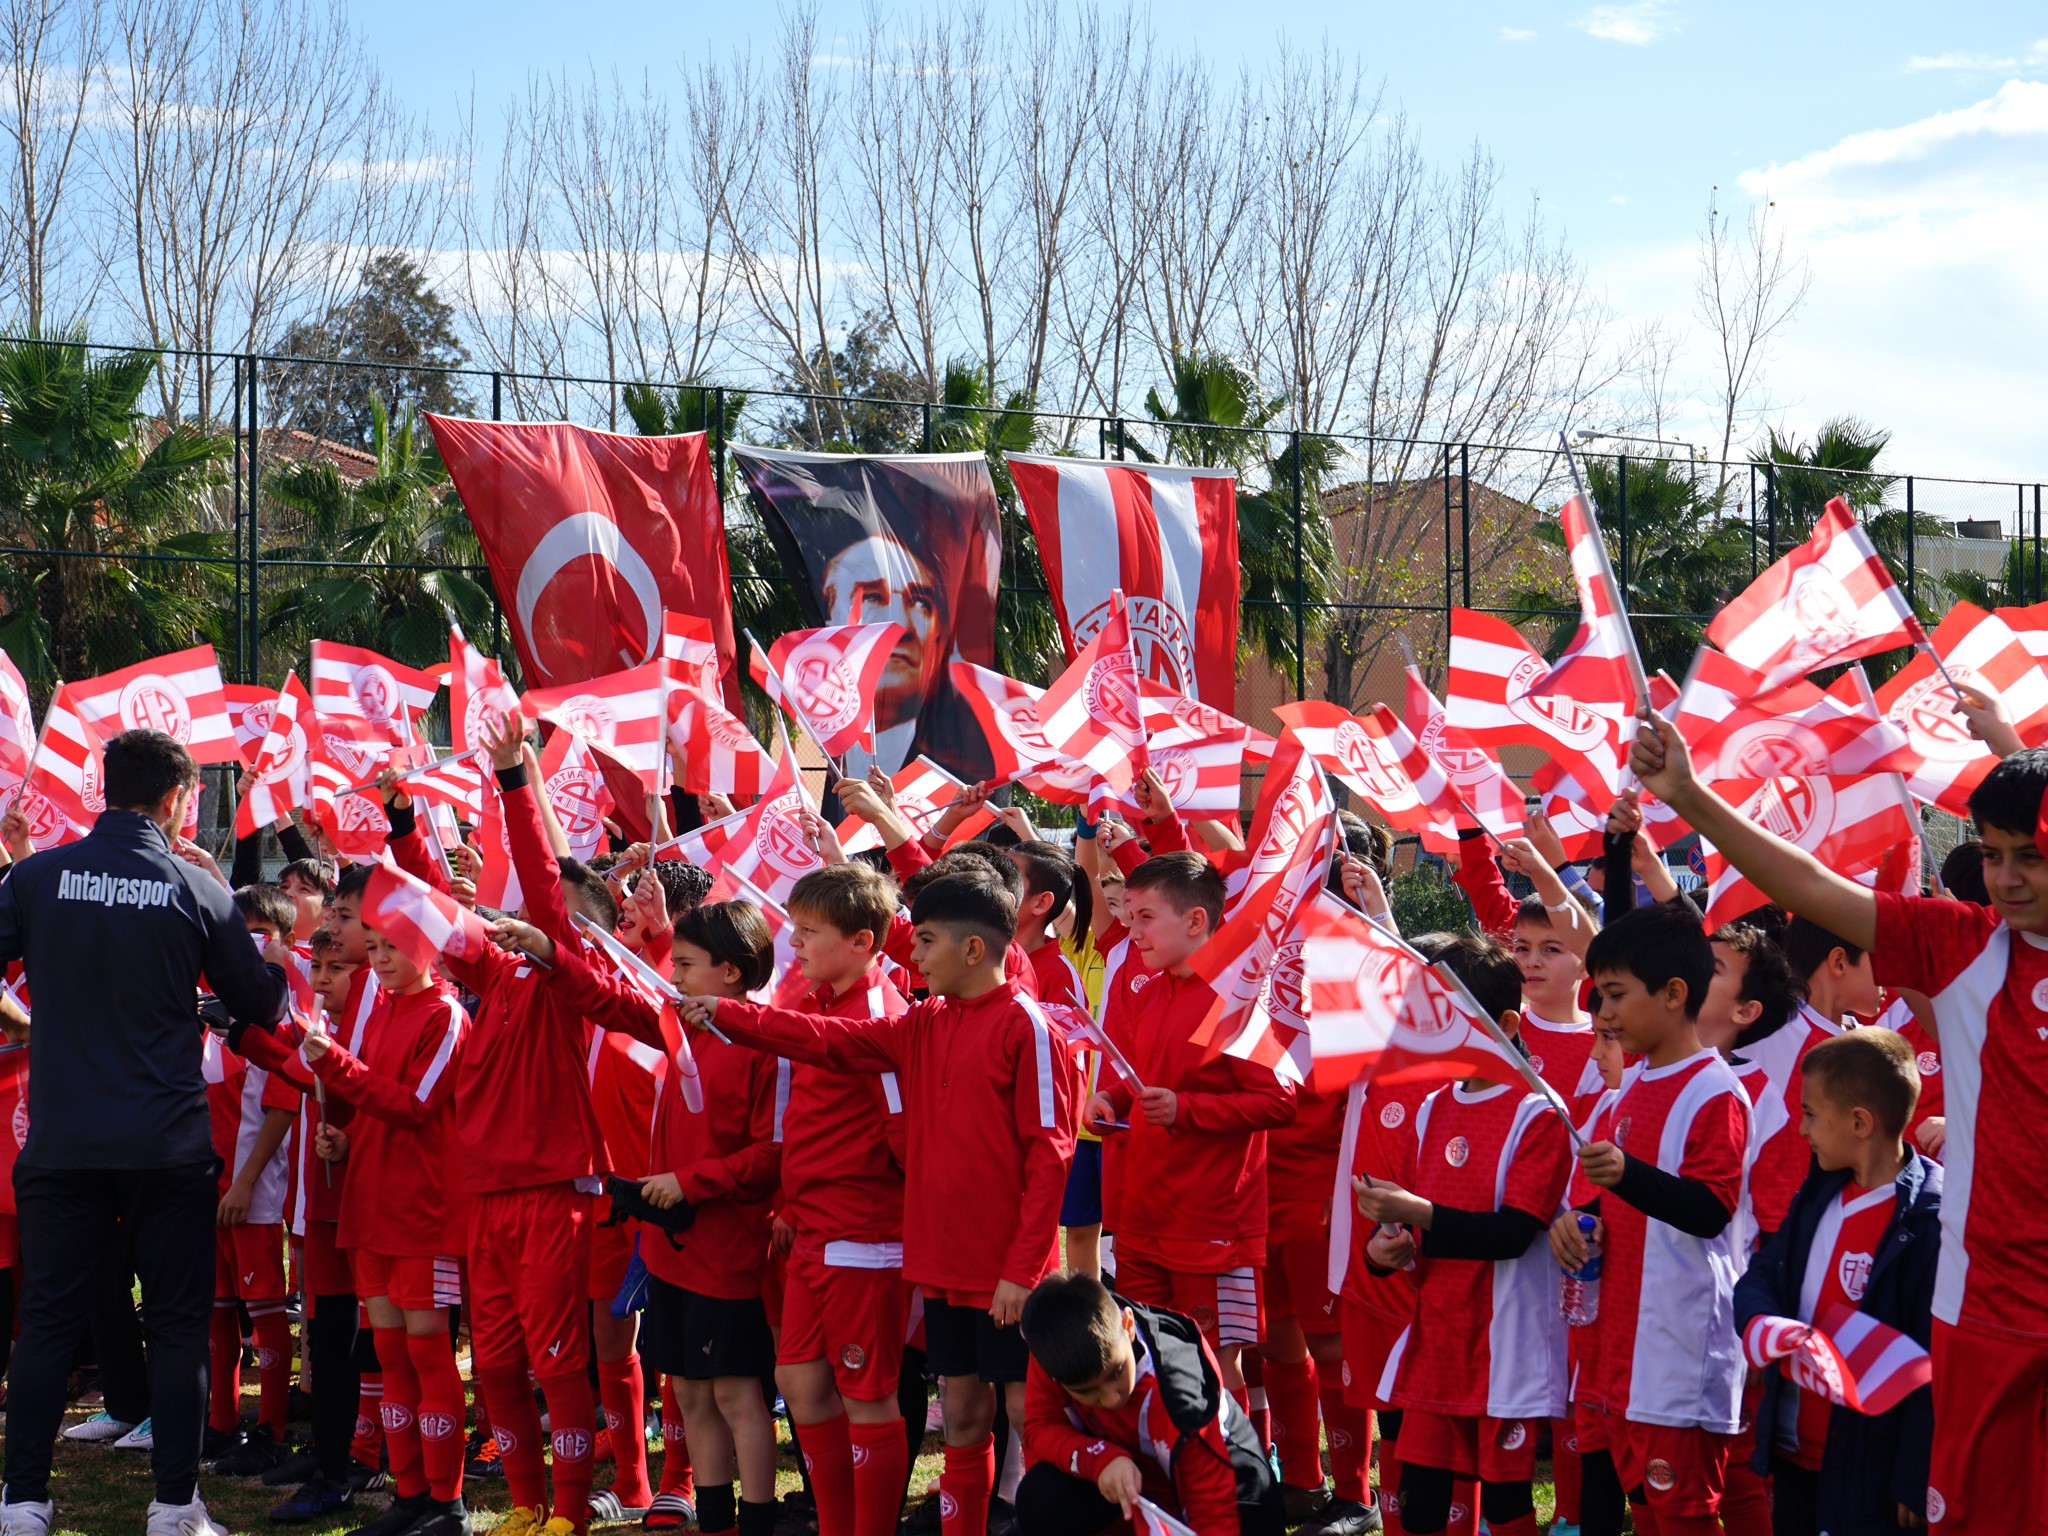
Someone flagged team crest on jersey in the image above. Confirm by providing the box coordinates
[1646,1459,1677,1492]
[2031,977,2048,1013]
[1444,1135,1470,1168]
[11,1098,25,1150]
[1916,1051,1940,1076]
[1497,1421,1527,1450]
[1129,971,1153,995]
[1926,1488,1946,1523]
[1837,1250,1874,1301]
[1379,1101,1406,1130]
[1613,1117,1632,1149]
[1340,1362,1353,1387]
[841,1343,867,1370]
[1527,1054,1545,1074]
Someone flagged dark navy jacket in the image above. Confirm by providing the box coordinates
[0,810,288,1170]
[1733,1151,1940,1535]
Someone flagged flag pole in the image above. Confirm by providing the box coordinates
[338,746,471,799]
[1559,431,1653,719]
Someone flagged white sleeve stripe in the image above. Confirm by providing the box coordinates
[1018,996,1060,1130]
[772,1058,793,1143]
[412,1001,463,1103]
[881,1071,904,1115]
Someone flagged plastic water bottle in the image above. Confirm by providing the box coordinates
[1560,1213,1601,1327]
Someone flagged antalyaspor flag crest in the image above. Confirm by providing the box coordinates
[522,659,670,794]
[234,674,314,838]
[1273,700,1464,852]
[1447,608,1626,799]
[225,684,280,766]
[540,729,616,863]
[1533,492,1647,714]
[1402,668,1527,840]
[1675,647,1911,782]
[749,622,906,758]
[1008,453,1241,711]
[449,630,525,752]
[71,645,236,764]
[1698,774,1919,929]
[1036,589,1149,795]
[310,642,441,746]
[1873,601,2048,815]
[666,682,771,798]
[307,715,393,857]
[715,722,826,904]
[427,415,736,701]
[362,859,494,973]
[950,661,1097,804]
[1742,1304,1932,1417]
[1706,497,1923,691]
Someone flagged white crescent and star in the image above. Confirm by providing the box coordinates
[514,512,664,679]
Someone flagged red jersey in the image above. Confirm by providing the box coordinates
[1870,893,2048,1340]
[1595,1049,1750,1430]
[389,780,610,1192]
[1875,996,1945,1150]
[1386,1083,1571,1420]
[1266,1084,1347,1233]
[1340,1076,1438,1321]
[204,1032,297,1223]
[1521,1011,1598,1109]
[311,982,468,1258]
[1733,1003,1839,1236]
[645,1030,786,1299]
[716,978,1077,1306]
[1026,941,1085,1011]
[776,972,910,1254]
[587,1030,664,1180]
[880,841,1038,999]
[299,969,377,1227]
[1780,1182,1895,1469]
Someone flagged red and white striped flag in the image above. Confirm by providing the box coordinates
[1142,679,1277,761]
[523,659,670,794]
[661,611,726,703]
[1190,734,1337,1082]
[306,716,394,858]
[225,684,278,766]
[748,623,906,759]
[71,645,236,763]
[950,661,1097,805]
[406,753,485,819]
[837,757,991,855]
[1872,601,2048,815]
[1274,701,1464,853]
[1300,892,1528,1094]
[449,630,524,752]
[361,859,495,972]
[1131,1498,1199,1536]
[714,722,826,904]
[1707,498,1923,691]
[652,801,751,869]
[1699,775,1919,929]
[234,674,314,838]
[1447,608,1626,800]
[1095,681,1252,819]
[1036,591,1149,795]
[29,684,107,830]
[1532,763,1608,863]
[1403,668,1526,840]
[0,651,35,783]
[666,683,771,798]
[1533,492,1647,714]
[1742,1304,1932,1416]
[540,729,616,863]
[1675,647,1912,782]
[310,642,441,746]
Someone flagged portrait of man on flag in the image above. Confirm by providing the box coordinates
[733,444,1001,781]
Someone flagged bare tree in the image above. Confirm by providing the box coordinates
[1696,191,1809,474]
[0,0,105,332]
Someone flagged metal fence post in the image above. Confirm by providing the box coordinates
[2035,485,2042,602]
[231,356,244,682]
[491,372,502,421]
[1114,419,1126,462]
[922,400,934,454]
[1748,464,1758,580]
[1291,430,1306,702]
[1442,444,1453,622]
[1459,442,1471,608]
[1905,477,1916,610]
[1765,465,1778,564]
[713,386,728,500]
[246,356,260,685]
[1616,453,1630,602]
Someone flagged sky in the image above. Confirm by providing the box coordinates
[357,0,2048,494]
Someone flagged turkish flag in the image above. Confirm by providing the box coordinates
[427,416,736,702]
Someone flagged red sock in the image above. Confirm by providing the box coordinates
[539,1369,597,1526]
[597,1353,653,1508]
[1718,1460,1773,1536]
[470,1367,493,1448]
[1550,1417,1581,1524]
[848,1417,908,1536]
[799,1413,855,1536]
[405,1329,466,1502]
[1446,1478,1477,1536]
[1263,1353,1322,1491]
[353,1376,383,1469]
[209,1303,241,1434]
[1375,1428,1402,1536]
[251,1302,292,1438]
[658,1376,695,1500]
[1239,1351,1272,1449]
[479,1362,549,1512]
[1320,1384,1368,1504]
[938,1438,994,1536]
[372,1326,427,1499]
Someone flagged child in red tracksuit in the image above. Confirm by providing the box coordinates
[302,919,470,1536]
[1081,851,1296,1404]
[678,871,1079,1536]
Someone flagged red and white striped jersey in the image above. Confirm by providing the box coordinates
[1733,1003,1841,1237]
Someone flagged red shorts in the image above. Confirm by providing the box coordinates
[1926,1320,2048,1533]
[762,1242,787,1330]
[351,1248,461,1311]
[1610,1419,1732,1519]
[302,1218,353,1299]
[588,1215,634,1305]
[1263,1226,1340,1333]
[776,1249,909,1403]
[215,1223,287,1300]
[1572,1399,1613,1456]
[1398,1410,1539,1483]
[1117,1254,1262,1349]
[1338,1298,1410,1410]
[466,1183,593,1374]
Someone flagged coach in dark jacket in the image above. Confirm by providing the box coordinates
[0,730,289,1536]
[1734,1149,1941,1536]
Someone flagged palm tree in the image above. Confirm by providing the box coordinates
[0,332,234,691]
[258,397,496,678]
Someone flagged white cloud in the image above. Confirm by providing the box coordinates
[1575,2,1679,46]
[1906,38,2048,72]
[1609,193,1629,204]
[1500,26,1538,43]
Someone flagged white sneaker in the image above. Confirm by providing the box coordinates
[143,1499,227,1536]
[0,1500,52,1536]
[62,1411,138,1443]
[113,1419,154,1450]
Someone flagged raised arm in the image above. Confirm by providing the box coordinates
[700,995,908,1076]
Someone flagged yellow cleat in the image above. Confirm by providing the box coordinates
[491,1507,549,1535]
[539,1519,584,1536]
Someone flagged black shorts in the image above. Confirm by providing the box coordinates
[923,1297,1030,1384]
[644,1275,774,1381]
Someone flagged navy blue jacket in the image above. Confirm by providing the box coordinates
[1733,1151,1940,1535]
[0,810,288,1170]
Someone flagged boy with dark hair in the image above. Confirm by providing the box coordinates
[1082,851,1294,1411]
[1555,901,1756,1536]
[1008,842,1085,1010]
[278,858,337,945]
[1353,933,1571,1536]
[673,869,1079,1536]
[1734,1029,1940,1536]
[1016,1272,1282,1536]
